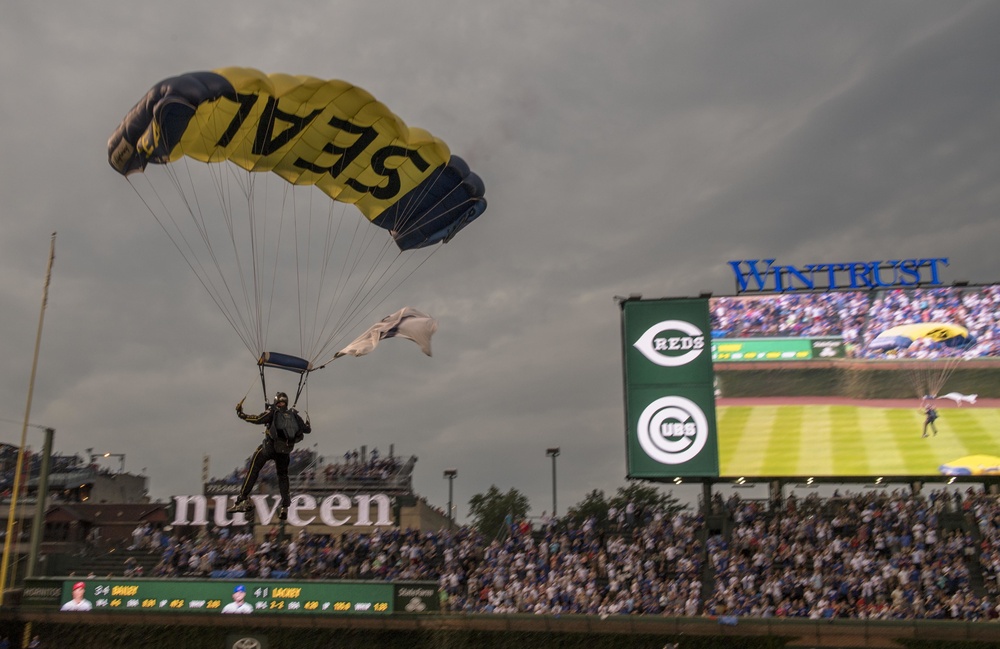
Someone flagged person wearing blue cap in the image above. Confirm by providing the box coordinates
[221,584,253,614]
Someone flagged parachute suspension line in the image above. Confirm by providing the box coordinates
[905,366,931,401]
[238,375,257,407]
[127,172,257,357]
[310,231,438,365]
[185,108,266,359]
[297,195,343,364]
[305,200,400,363]
[295,187,349,367]
[305,191,339,365]
[381,165,442,239]
[259,171,280,358]
[316,247,438,364]
[899,339,974,400]
[334,227,400,324]
[292,371,309,410]
[168,158,257,356]
[293,185,317,363]
[216,159,261,357]
[387,163,470,243]
[258,364,268,405]
[930,341,973,397]
[203,157,262,356]
[222,143,272,360]
[306,207,379,362]
[199,159,259,356]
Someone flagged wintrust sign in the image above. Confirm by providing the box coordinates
[729,258,949,293]
[172,493,393,527]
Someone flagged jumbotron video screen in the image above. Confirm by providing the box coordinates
[709,285,1000,478]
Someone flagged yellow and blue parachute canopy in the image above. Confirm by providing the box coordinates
[869,322,972,352]
[108,68,486,250]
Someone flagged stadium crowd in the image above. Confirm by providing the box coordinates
[122,487,1000,621]
[711,292,870,343]
[704,490,994,619]
[710,285,1000,360]
[209,448,402,489]
[211,448,317,487]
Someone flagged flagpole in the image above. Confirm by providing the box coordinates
[1,232,56,594]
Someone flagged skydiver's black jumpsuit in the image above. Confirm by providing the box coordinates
[236,403,311,507]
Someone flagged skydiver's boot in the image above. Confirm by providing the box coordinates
[227,498,253,514]
[278,506,288,522]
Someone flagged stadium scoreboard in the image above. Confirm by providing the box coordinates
[22,578,439,616]
[620,282,1000,480]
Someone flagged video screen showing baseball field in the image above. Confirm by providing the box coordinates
[710,285,1000,478]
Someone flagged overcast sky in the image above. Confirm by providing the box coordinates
[2,1,1000,522]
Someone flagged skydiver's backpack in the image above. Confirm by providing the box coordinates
[272,409,303,451]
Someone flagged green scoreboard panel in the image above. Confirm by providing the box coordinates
[620,297,720,478]
[712,336,845,361]
[22,578,438,616]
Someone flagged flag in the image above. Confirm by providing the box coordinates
[938,392,977,406]
[335,307,438,358]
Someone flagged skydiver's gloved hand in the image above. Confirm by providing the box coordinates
[236,399,245,417]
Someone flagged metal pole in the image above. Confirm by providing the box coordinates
[551,455,557,516]
[27,428,54,577]
[546,448,560,517]
[1,232,55,592]
[443,469,457,526]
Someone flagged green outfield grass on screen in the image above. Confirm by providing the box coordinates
[717,402,1000,477]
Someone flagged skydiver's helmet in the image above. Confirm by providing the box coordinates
[273,392,289,408]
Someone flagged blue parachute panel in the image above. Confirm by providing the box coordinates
[258,352,313,374]
[373,155,487,251]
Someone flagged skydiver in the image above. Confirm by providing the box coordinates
[922,402,939,438]
[227,392,311,521]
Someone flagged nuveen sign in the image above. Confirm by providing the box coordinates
[620,298,719,478]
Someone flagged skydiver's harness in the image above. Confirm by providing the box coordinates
[236,394,307,455]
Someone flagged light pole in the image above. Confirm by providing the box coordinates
[443,469,457,525]
[27,427,55,578]
[546,448,560,517]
